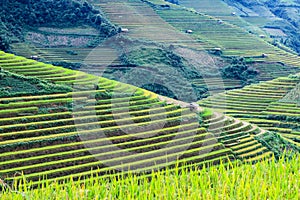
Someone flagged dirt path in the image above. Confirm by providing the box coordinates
[157,95,204,112]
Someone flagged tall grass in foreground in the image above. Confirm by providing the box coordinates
[1,156,299,200]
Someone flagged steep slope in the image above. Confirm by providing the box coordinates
[0,51,275,185]
[199,73,300,147]
[81,0,299,102]
[5,0,299,103]
[179,0,272,31]
[207,0,300,54]
[92,0,300,81]
[143,0,300,66]
[0,70,71,97]
[91,0,202,47]
[1,0,119,65]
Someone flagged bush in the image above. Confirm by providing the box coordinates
[221,57,259,85]
[0,35,10,51]
[255,132,300,159]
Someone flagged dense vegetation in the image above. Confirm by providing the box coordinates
[99,36,209,101]
[1,155,299,199]
[0,70,71,97]
[199,71,300,147]
[0,0,118,51]
[221,57,259,85]
[255,132,300,159]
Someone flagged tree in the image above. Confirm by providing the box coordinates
[0,35,10,51]
[221,57,259,85]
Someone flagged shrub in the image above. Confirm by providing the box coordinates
[221,57,259,85]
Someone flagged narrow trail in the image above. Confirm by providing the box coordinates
[157,95,204,112]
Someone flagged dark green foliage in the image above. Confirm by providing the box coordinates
[120,44,203,81]
[49,61,82,70]
[0,0,118,51]
[119,45,206,101]
[222,57,259,85]
[144,83,177,99]
[283,34,300,54]
[0,70,71,97]
[0,20,11,51]
[95,91,112,100]
[255,132,300,159]
[0,35,10,51]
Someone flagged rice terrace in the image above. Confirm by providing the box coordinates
[0,0,299,199]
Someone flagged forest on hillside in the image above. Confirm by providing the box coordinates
[0,0,119,51]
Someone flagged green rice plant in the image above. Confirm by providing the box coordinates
[0,97,86,109]
[200,108,213,119]
[199,71,300,147]
[0,155,299,200]
[0,107,38,117]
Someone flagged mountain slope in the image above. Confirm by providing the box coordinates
[142,0,299,64]
[199,72,300,147]
[0,51,277,185]
[183,0,300,54]
[0,0,118,50]
[0,69,71,97]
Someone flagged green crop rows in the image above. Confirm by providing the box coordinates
[199,73,300,147]
[0,51,276,184]
[143,0,300,67]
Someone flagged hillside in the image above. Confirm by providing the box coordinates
[140,0,299,63]
[0,1,300,198]
[228,0,300,53]
[82,0,300,101]
[1,0,299,104]
[199,72,300,147]
[178,0,300,54]
[1,51,293,185]
[0,70,71,97]
[0,0,118,63]
[92,1,299,71]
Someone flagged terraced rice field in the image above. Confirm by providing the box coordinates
[253,63,300,81]
[11,0,299,101]
[199,74,300,147]
[10,23,116,65]
[192,78,242,92]
[179,0,272,33]
[11,43,121,66]
[93,0,300,79]
[201,109,272,162]
[93,0,212,48]
[0,51,100,86]
[142,0,300,66]
[0,51,275,184]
